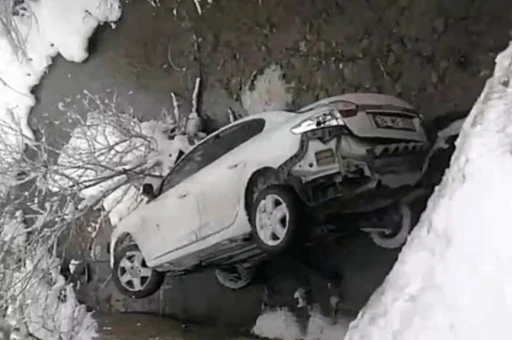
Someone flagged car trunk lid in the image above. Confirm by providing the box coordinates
[343,106,428,143]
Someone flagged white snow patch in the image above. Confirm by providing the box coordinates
[252,308,304,340]
[252,308,351,340]
[1,212,97,340]
[0,0,121,189]
[345,42,512,340]
[241,64,294,115]
[305,308,351,340]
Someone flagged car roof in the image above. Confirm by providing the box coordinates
[299,93,414,112]
[174,110,296,164]
[232,110,297,126]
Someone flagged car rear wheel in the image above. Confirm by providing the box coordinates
[250,185,299,254]
[370,204,412,249]
[113,244,165,299]
[215,265,255,290]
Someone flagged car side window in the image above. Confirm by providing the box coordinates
[160,140,220,193]
[215,118,265,155]
[159,118,265,193]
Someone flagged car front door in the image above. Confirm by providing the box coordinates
[143,182,200,264]
[147,141,219,263]
[195,119,266,239]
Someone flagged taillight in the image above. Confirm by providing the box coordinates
[291,101,357,135]
[338,108,358,117]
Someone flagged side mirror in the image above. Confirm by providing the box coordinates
[141,183,157,199]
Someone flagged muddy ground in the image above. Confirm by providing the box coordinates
[30,0,512,338]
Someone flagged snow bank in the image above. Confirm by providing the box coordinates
[345,43,512,340]
[252,307,351,340]
[1,212,97,340]
[241,64,294,115]
[0,0,121,175]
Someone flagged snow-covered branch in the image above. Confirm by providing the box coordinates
[0,86,206,339]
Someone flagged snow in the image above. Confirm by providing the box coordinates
[252,308,304,340]
[1,212,98,340]
[252,307,351,340]
[305,308,351,340]
[0,0,121,189]
[344,42,512,340]
[0,1,121,338]
[52,93,201,227]
[241,64,294,115]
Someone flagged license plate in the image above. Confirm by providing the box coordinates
[372,114,416,131]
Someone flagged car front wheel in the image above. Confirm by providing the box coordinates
[250,185,299,254]
[112,244,165,299]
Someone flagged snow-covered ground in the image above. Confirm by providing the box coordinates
[343,43,512,340]
[0,0,121,190]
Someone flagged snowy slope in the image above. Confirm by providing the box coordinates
[0,0,121,172]
[344,43,512,340]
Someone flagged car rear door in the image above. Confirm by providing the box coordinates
[195,118,266,239]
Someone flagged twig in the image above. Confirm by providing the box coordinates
[192,77,201,115]
[376,57,389,80]
[182,77,201,133]
[192,0,202,15]
[167,40,187,72]
[170,92,180,125]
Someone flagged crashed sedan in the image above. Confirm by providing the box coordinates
[110,93,430,298]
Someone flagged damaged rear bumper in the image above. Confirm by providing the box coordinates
[280,126,429,212]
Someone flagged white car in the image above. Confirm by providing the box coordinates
[110,93,430,298]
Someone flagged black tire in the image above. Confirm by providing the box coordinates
[215,265,255,290]
[112,244,165,299]
[250,185,300,254]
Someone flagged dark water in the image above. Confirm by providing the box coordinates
[97,313,256,340]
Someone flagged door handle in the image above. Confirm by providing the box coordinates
[178,191,189,199]
[228,162,241,169]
